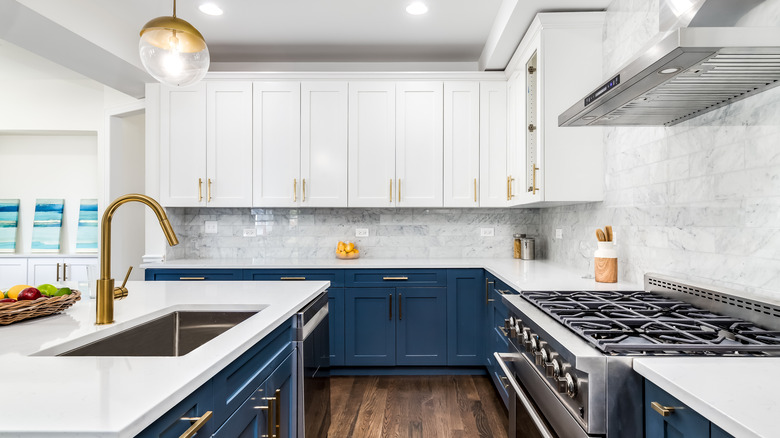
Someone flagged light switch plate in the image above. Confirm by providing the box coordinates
[555,228,563,239]
[480,228,495,237]
[243,228,257,237]
[355,228,369,237]
[205,221,218,234]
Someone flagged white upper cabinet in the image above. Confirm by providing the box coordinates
[160,83,207,207]
[252,82,301,207]
[443,82,479,208]
[300,82,348,207]
[395,82,443,207]
[479,81,509,207]
[507,13,604,206]
[160,82,252,207]
[206,82,253,207]
[348,82,396,207]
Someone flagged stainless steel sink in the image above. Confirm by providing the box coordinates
[59,311,258,357]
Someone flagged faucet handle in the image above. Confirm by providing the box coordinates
[114,266,132,300]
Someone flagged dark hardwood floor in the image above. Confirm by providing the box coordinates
[329,375,508,438]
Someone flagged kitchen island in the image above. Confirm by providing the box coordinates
[0,280,329,437]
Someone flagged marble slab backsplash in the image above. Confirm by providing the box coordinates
[166,208,541,260]
[541,0,780,301]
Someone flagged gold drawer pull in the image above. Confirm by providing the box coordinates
[651,402,675,417]
[179,277,206,281]
[280,277,306,281]
[383,276,408,281]
[198,178,203,202]
[497,289,510,295]
[207,178,212,202]
[179,410,212,438]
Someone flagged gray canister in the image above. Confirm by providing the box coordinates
[520,236,535,260]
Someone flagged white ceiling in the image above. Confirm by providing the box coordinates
[2,0,612,96]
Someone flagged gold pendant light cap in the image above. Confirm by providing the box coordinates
[140,16,207,53]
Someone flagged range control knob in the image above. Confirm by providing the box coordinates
[555,364,572,394]
[514,321,522,338]
[521,327,533,351]
[529,334,540,353]
[534,341,548,365]
[544,353,560,378]
[565,372,578,398]
[504,318,513,331]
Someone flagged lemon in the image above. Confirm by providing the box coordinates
[38,284,58,296]
[7,285,32,300]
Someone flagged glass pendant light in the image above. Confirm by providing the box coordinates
[139,0,210,87]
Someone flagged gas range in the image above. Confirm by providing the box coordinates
[495,274,780,438]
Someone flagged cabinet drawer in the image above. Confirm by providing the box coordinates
[137,381,215,438]
[145,269,244,281]
[243,269,344,287]
[211,319,293,426]
[345,269,446,287]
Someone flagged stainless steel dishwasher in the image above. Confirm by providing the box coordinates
[294,292,330,437]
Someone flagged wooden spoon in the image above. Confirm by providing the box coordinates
[605,226,613,242]
[596,229,606,242]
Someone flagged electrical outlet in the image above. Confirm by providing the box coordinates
[355,228,369,237]
[243,228,257,237]
[480,227,495,237]
[205,221,218,234]
[555,228,563,239]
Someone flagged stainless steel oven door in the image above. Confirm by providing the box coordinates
[296,292,330,437]
[494,352,589,438]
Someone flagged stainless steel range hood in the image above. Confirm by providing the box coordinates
[559,0,780,127]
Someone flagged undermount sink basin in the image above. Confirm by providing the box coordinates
[58,311,259,357]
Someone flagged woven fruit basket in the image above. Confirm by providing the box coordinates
[0,291,81,325]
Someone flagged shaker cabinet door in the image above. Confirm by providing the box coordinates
[395,287,447,365]
[479,81,509,207]
[160,83,207,207]
[444,81,480,207]
[344,288,396,365]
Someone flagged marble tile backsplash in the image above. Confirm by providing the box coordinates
[166,208,541,260]
[541,0,780,301]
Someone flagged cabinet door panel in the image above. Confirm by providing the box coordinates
[645,380,710,438]
[348,82,396,207]
[138,381,215,438]
[396,82,443,207]
[396,287,447,365]
[160,84,207,207]
[479,81,508,207]
[344,288,395,365]
[207,82,253,207]
[301,82,348,207]
[0,258,28,288]
[264,351,296,438]
[444,82,480,207]
[328,288,345,366]
[447,269,485,366]
[27,258,61,285]
[253,82,301,207]
[62,258,97,283]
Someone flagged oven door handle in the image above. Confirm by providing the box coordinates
[494,352,556,438]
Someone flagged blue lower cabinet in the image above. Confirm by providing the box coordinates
[446,269,485,366]
[710,423,734,438]
[137,381,215,438]
[328,288,345,366]
[645,380,710,438]
[144,269,244,281]
[345,288,396,366]
[242,269,344,287]
[396,287,447,366]
[213,351,296,438]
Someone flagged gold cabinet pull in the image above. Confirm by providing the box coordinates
[179,410,212,438]
[294,178,297,202]
[302,178,306,202]
[280,277,306,281]
[398,293,402,320]
[62,263,67,281]
[651,402,675,417]
[179,277,206,280]
[383,276,408,281]
[207,178,212,202]
[56,263,61,282]
[389,179,393,202]
[509,176,515,199]
[474,178,477,203]
[529,164,539,194]
[263,396,275,438]
[389,294,393,320]
[497,289,510,295]
[274,389,281,437]
[486,279,494,305]
[397,178,401,203]
[198,178,203,202]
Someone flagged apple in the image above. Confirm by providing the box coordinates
[0,298,16,303]
[17,287,42,301]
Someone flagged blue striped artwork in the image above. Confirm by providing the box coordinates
[0,199,20,253]
[76,199,98,253]
[31,199,64,252]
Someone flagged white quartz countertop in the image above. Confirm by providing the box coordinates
[634,357,780,438]
[0,280,328,437]
[141,257,644,291]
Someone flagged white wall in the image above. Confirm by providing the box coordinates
[0,134,98,254]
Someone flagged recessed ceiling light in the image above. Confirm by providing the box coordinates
[406,2,428,15]
[659,67,681,74]
[199,3,223,16]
